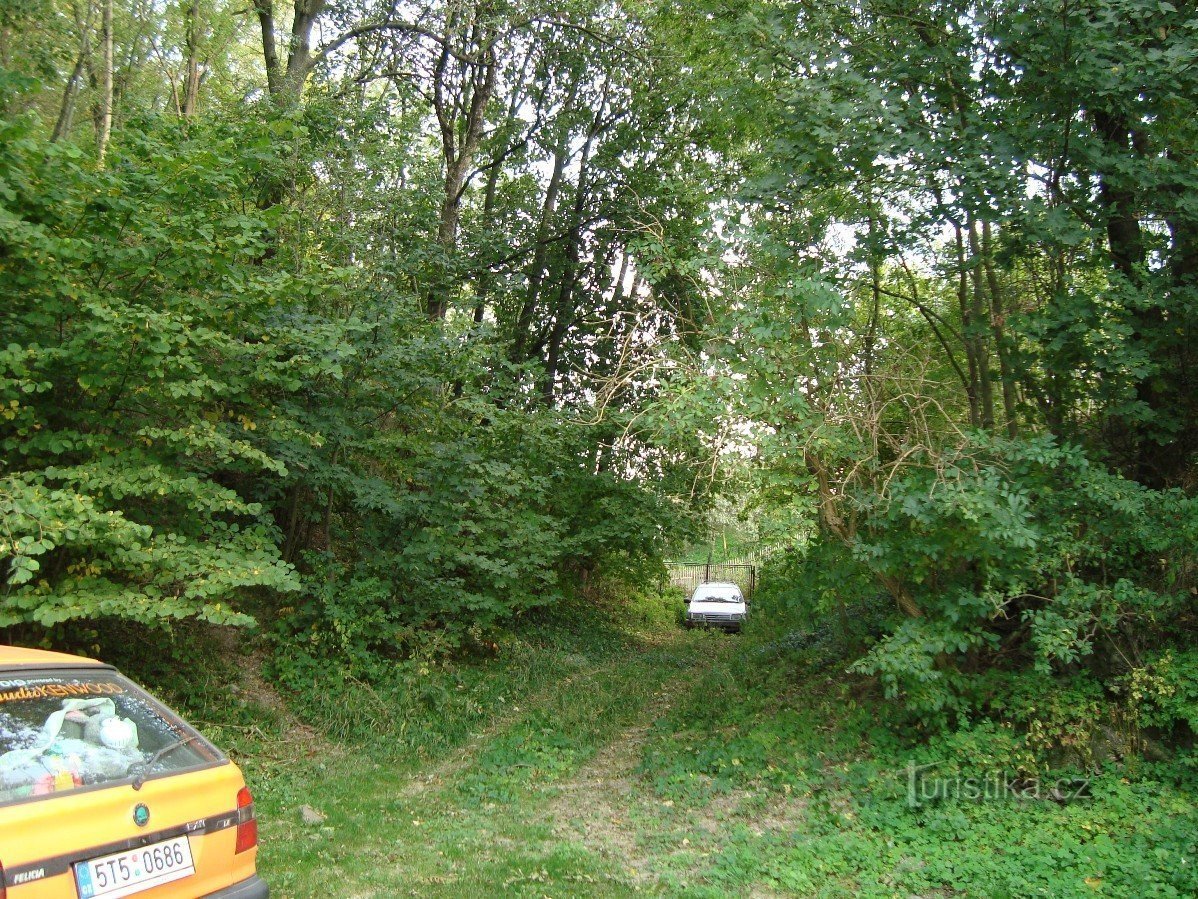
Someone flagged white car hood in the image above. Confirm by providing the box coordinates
[690,600,745,614]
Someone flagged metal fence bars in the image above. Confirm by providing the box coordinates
[665,562,756,598]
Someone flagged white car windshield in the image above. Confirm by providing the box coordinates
[692,590,742,603]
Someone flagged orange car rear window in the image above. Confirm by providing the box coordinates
[0,669,222,807]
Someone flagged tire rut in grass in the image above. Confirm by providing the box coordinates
[543,651,711,888]
[397,658,608,799]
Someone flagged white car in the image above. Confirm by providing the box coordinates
[684,582,747,632]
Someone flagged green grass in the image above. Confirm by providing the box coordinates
[120,594,1198,898]
[633,645,1198,898]
[243,595,729,897]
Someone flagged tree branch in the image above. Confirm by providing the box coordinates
[308,19,479,73]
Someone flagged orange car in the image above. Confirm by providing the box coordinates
[0,645,267,898]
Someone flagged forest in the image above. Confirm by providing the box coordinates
[1,0,1197,894]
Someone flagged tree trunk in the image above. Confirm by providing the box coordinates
[282,484,305,563]
[967,218,995,431]
[981,221,1019,437]
[255,0,323,105]
[1091,108,1182,484]
[51,8,93,142]
[1092,109,1146,286]
[426,12,497,320]
[511,145,567,357]
[281,0,325,103]
[427,155,469,319]
[181,0,201,117]
[96,0,113,164]
[52,54,87,141]
[472,158,503,324]
[253,0,282,98]
[540,171,588,405]
[865,207,881,381]
[955,226,982,428]
[540,86,605,404]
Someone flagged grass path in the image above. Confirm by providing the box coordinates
[252,627,739,897]
[232,611,1198,899]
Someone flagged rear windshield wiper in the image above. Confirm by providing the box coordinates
[131,735,199,790]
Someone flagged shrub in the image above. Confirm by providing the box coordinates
[755,435,1198,752]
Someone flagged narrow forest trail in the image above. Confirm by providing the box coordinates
[253,625,767,898]
[231,608,1198,898]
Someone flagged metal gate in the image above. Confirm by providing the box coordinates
[665,561,757,598]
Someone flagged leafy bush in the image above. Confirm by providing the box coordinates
[639,626,1198,898]
[752,435,1197,749]
[853,437,1195,719]
[0,108,695,657]
[1,112,307,627]
[1118,650,1198,737]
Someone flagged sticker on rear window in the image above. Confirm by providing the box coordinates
[0,682,126,704]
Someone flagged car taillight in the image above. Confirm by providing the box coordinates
[235,786,258,854]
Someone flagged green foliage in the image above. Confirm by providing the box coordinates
[637,634,1198,898]
[2,0,1196,843]
[1,111,306,627]
[1118,650,1198,736]
[0,98,695,650]
[847,436,1196,722]
[683,0,1198,770]
[263,392,687,674]
[747,432,1197,746]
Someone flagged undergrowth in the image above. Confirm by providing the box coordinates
[636,614,1198,898]
[45,584,1198,897]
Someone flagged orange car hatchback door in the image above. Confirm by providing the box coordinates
[0,661,263,899]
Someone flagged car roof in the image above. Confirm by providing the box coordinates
[0,644,103,668]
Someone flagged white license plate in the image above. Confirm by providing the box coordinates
[74,835,195,899]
